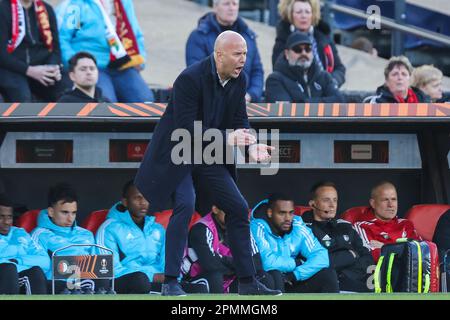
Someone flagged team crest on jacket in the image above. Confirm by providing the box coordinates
[343,235,349,242]
[314,82,322,90]
[380,232,390,240]
[322,234,332,247]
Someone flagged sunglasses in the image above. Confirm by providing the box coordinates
[292,45,312,54]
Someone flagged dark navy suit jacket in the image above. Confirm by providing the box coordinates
[135,55,250,211]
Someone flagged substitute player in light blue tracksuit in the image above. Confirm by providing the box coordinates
[250,194,339,293]
[96,180,207,294]
[0,196,49,294]
[30,183,104,294]
[96,200,166,294]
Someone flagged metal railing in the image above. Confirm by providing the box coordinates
[323,0,450,55]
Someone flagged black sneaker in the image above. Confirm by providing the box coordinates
[238,279,282,296]
[161,282,187,296]
[106,288,117,295]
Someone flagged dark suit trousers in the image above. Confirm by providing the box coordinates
[165,164,256,279]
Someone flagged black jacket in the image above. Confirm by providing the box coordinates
[58,87,110,103]
[272,20,346,87]
[432,209,450,259]
[302,211,374,280]
[367,85,431,103]
[265,55,345,103]
[135,55,249,211]
[0,0,61,75]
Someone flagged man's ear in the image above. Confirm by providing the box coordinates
[308,200,314,208]
[284,49,289,59]
[47,207,54,218]
[212,205,219,214]
[69,71,75,83]
[122,198,128,208]
[369,198,375,209]
[267,208,273,218]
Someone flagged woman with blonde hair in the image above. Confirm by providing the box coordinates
[412,65,444,102]
[272,0,346,87]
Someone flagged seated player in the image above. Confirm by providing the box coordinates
[0,194,49,294]
[183,204,275,293]
[251,193,339,293]
[31,183,108,294]
[96,180,207,294]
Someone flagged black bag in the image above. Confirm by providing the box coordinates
[374,240,439,293]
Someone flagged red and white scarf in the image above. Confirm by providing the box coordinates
[95,0,144,70]
[7,0,53,53]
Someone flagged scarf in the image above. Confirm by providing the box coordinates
[95,0,144,70]
[395,88,419,103]
[7,0,53,53]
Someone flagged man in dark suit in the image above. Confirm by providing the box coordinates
[135,31,280,296]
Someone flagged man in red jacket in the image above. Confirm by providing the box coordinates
[354,181,420,262]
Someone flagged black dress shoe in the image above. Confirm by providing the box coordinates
[71,288,83,295]
[161,282,187,296]
[59,288,72,295]
[238,279,282,296]
[82,288,95,295]
[95,287,107,294]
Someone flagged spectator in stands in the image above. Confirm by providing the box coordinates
[265,31,344,103]
[354,181,421,262]
[56,0,154,103]
[351,37,378,57]
[31,183,106,294]
[432,209,450,259]
[412,65,447,103]
[0,0,68,102]
[250,193,339,293]
[96,180,207,294]
[185,0,264,102]
[272,0,346,87]
[302,182,374,292]
[366,56,430,103]
[0,194,49,294]
[58,52,109,103]
[184,204,274,293]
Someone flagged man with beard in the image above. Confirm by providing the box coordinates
[265,31,344,103]
[250,193,339,293]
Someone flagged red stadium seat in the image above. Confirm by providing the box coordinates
[294,205,311,216]
[154,210,202,230]
[341,206,375,224]
[81,209,109,233]
[404,204,450,241]
[14,209,40,233]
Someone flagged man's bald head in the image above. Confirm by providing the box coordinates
[214,31,246,53]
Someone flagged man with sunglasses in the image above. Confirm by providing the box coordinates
[265,31,344,104]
